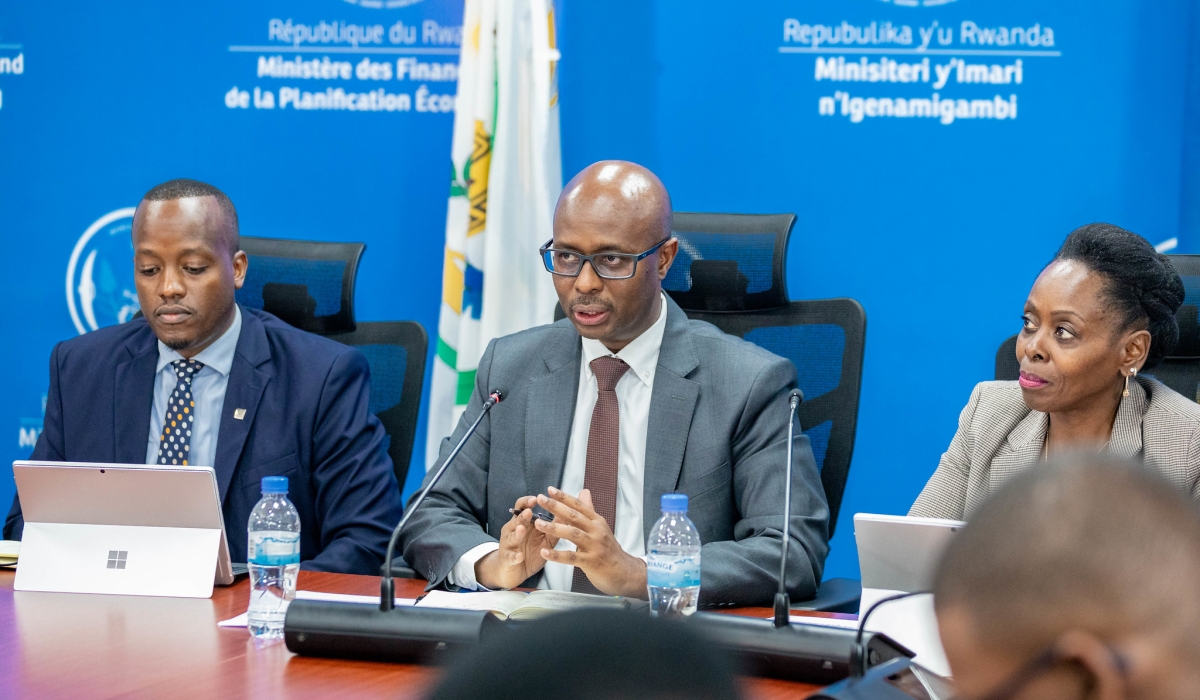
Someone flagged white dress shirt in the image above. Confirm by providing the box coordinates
[144,305,242,469]
[449,293,669,590]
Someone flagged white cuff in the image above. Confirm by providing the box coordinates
[447,541,500,590]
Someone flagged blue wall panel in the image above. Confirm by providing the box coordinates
[0,0,463,513]
[559,0,1198,578]
[2,0,1199,583]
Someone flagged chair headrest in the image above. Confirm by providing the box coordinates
[664,213,794,312]
[236,236,364,335]
[1164,257,1200,359]
[1172,303,1200,359]
[262,283,320,331]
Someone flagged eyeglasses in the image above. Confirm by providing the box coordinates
[538,237,671,280]
[955,641,1129,700]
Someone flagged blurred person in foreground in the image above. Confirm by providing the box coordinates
[427,608,741,700]
[934,455,1200,699]
[912,223,1200,520]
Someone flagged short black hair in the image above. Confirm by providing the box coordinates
[140,178,240,254]
[1053,223,1184,368]
[934,455,1200,656]
[428,609,740,700]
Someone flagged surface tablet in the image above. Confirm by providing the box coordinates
[14,461,236,588]
[854,513,965,593]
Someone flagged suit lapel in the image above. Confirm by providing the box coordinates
[524,324,581,494]
[990,409,1047,493]
[214,310,271,502]
[1108,378,1147,459]
[113,330,159,464]
[642,299,700,539]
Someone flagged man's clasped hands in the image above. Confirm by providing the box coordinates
[472,486,649,598]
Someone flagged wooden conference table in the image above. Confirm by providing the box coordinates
[0,569,829,699]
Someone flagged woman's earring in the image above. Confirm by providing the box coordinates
[1124,367,1138,398]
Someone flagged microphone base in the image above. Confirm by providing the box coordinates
[284,599,503,664]
[686,612,914,684]
[772,592,791,628]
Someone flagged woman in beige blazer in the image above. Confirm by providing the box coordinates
[912,223,1200,520]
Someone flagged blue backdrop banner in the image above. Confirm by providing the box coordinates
[0,0,463,516]
[555,0,1199,578]
[3,0,1199,581]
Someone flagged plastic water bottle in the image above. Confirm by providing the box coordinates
[646,493,701,617]
[247,476,300,639]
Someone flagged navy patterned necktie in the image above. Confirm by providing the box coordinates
[157,359,204,466]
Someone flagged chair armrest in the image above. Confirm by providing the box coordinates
[382,556,421,579]
[790,577,861,614]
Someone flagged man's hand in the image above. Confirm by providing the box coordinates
[534,487,648,599]
[474,495,558,590]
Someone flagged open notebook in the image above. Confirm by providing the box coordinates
[417,589,630,621]
[0,540,19,568]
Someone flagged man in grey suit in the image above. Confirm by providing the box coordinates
[400,161,829,606]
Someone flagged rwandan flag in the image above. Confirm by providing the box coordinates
[426,0,562,470]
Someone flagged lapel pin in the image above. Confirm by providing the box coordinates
[233,408,247,420]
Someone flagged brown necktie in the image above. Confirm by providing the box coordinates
[571,356,630,594]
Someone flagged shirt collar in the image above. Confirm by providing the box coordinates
[156,305,243,377]
[581,292,668,388]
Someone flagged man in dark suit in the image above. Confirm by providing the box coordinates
[4,179,402,574]
[400,161,829,605]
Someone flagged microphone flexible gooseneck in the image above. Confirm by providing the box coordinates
[380,389,504,611]
[773,388,804,628]
[850,590,930,677]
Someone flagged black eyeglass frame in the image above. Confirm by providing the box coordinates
[538,237,672,280]
[961,641,1129,700]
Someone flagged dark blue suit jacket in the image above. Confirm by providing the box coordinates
[4,307,404,575]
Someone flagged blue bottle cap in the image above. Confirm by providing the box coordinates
[261,476,288,494]
[661,493,688,512]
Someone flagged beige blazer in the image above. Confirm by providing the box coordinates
[910,376,1200,520]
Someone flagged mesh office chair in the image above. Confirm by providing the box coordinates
[236,236,365,335]
[994,334,1019,381]
[327,322,428,493]
[555,213,868,611]
[236,236,429,496]
[1153,254,1200,399]
[994,254,1200,398]
[667,214,867,541]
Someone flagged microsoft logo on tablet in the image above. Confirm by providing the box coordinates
[106,550,128,570]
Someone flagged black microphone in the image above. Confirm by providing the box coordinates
[774,388,804,628]
[684,389,914,684]
[283,390,507,664]
[849,591,929,677]
[809,591,939,699]
[381,389,504,611]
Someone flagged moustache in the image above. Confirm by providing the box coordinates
[567,296,614,313]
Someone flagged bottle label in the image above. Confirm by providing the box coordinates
[248,531,300,566]
[646,554,700,588]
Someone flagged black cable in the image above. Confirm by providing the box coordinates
[851,590,931,677]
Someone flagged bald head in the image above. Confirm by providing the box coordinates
[934,456,1200,696]
[555,161,672,250]
[550,161,677,351]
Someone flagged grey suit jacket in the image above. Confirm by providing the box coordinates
[399,297,830,606]
[911,376,1200,520]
